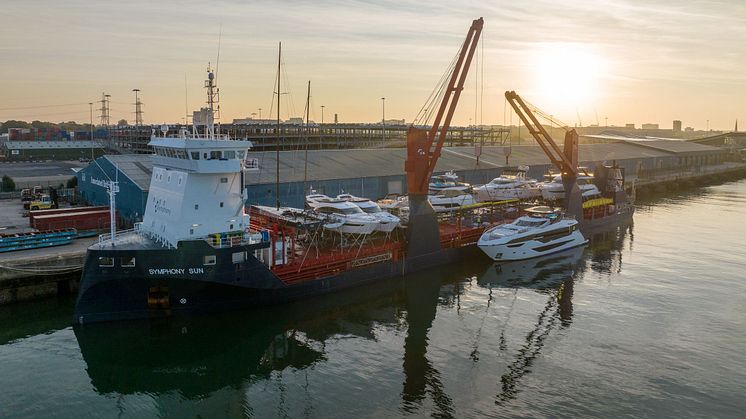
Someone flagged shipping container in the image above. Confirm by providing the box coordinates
[29,206,109,227]
[32,209,119,232]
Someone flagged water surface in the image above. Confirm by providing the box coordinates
[1,180,745,418]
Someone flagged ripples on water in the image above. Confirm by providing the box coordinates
[1,180,746,418]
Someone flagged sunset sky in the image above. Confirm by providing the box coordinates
[1,0,744,130]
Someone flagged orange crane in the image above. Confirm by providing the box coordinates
[504,91,579,177]
[405,17,484,196]
[404,17,483,259]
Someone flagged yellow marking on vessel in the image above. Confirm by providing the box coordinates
[582,198,613,209]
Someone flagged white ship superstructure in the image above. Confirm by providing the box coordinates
[137,68,254,248]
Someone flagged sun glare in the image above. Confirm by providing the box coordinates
[531,43,605,120]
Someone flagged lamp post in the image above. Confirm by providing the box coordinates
[381,97,386,143]
[258,108,262,119]
[321,105,325,148]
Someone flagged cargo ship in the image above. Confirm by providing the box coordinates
[73,19,495,324]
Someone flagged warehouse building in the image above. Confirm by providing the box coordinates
[75,155,151,225]
[76,139,729,223]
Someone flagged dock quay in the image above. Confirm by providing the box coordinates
[0,237,94,304]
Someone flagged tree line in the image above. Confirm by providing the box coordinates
[1,119,130,134]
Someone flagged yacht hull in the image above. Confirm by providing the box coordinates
[477,230,588,262]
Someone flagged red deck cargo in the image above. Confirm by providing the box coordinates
[29,206,109,227]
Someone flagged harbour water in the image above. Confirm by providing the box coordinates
[1,180,745,417]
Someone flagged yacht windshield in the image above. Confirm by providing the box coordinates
[341,207,364,215]
[515,219,546,227]
[362,206,381,213]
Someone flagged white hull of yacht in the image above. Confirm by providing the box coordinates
[475,185,540,202]
[478,231,587,261]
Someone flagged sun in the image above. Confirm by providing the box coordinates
[530,43,606,120]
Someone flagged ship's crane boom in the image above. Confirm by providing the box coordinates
[405,17,484,195]
[505,91,579,177]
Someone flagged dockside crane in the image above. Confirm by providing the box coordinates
[504,91,583,217]
[404,17,483,260]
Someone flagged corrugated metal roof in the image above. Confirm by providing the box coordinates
[104,155,153,191]
[619,139,722,153]
[244,143,676,185]
[2,141,102,149]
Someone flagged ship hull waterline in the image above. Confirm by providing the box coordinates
[73,239,480,324]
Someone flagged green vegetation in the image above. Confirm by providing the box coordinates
[1,175,15,192]
[0,120,94,134]
[66,177,78,188]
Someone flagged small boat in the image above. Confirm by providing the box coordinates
[474,166,540,202]
[477,206,587,261]
[337,193,400,233]
[538,168,599,201]
[428,187,476,212]
[311,199,380,234]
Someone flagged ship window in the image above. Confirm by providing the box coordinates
[167,175,171,183]
[210,150,221,160]
[224,150,236,159]
[121,256,135,267]
[195,204,199,210]
[220,177,228,183]
[232,252,245,264]
[204,255,216,266]
[98,256,114,267]
[237,150,246,159]
[189,228,194,235]
[220,202,224,207]
[191,151,199,160]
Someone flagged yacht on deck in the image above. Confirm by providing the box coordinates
[539,168,599,201]
[474,166,540,202]
[428,187,476,212]
[477,206,587,261]
[311,199,380,234]
[337,193,400,232]
[429,170,471,193]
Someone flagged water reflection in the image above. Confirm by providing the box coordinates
[70,224,632,416]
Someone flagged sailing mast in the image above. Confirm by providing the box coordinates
[275,42,281,209]
[303,80,311,195]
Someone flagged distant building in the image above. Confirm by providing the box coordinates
[685,127,694,132]
[192,108,214,126]
[673,120,682,132]
[641,123,659,130]
[383,119,406,125]
[625,123,635,129]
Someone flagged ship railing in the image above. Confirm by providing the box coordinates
[97,222,145,247]
[203,231,268,249]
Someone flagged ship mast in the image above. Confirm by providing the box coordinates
[205,64,219,140]
[275,42,281,209]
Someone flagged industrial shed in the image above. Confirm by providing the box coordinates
[75,155,151,225]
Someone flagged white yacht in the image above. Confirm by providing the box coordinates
[477,206,587,261]
[474,166,540,202]
[305,190,332,208]
[337,193,400,233]
[539,169,599,201]
[429,170,471,194]
[428,187,476,212]
[312,199,380,234]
